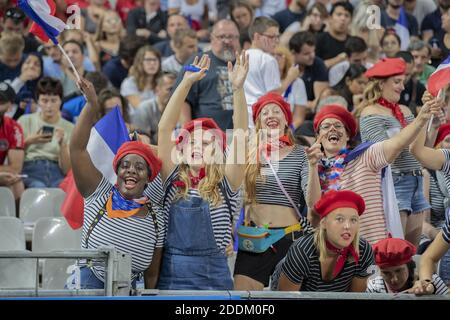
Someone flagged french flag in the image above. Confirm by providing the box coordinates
[18,0,66,44]
[60,107,130,229]
[394,6,410,51]
[427,55,450,97]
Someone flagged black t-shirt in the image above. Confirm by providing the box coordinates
[399,78,426,116]
[272,9,305,33]
[153,40,174,58]
[301,57,328,101]
[421,9,441,34]
[173,51,235,130]
[315,32,347,61]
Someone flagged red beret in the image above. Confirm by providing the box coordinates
[176,117,226,151]
[435,122,450,147]
[314,190,365,220]
[313,105,357,138]
[372,238,416,269]
[252,92,293,125]
[113,141,162,181]
[364,58,406,79]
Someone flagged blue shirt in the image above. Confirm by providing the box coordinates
[43,57,96,79]
[62,95,86,123]
[0,58,23,82]
[301,57,328,101]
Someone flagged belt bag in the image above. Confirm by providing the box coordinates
[237,224,301,253]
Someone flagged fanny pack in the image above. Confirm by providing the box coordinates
[236,153,313,253]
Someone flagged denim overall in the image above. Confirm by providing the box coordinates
[158,196,233,290]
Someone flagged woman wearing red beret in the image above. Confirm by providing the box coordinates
[305,99,440,245]
[355,58,433,247]
[274,190,375,292]
[367,237,448,294]
[69,78,164,290]
[156,53,249,290]
[233,90,313,290]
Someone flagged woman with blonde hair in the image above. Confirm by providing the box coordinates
[121,45,161,109]
[156,53,249,290]
[274,46,307,128]
[274,190,374,292]
[233,91,312,291]
[93,10,125,68]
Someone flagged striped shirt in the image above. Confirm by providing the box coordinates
[367,274,448,295]
[280,234,374,292]
[427,171,447,227]
[160,166,240,250]
[360,114,421,173]
[81,177,166,282]
[439,149,450,244]
[256,144,309,208]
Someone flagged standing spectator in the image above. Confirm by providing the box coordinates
[380,0,419,42]
[162,28,198,74]
[289,31,329,109]
[132,73,176,144]
[0,32,24,82]
[272,0,308,33]
[172,19,241,130]
[404,0,437,29]
[275,190,374,292]
[102,36,146,89]
[0,82,24,202]
[380,29,402,58]
[18,78,73,188]
[408,40,435,86]
[126,0,168,45]
[230,0,255,30]
[2,7,40,54]
[153,14,189,58]
[81,0,109,34]
[121,45,162,109]
[315,1,353,70]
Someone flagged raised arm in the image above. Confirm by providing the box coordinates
[158,55,210,182]
[225,51,249,191]
[69,79,102,198]
[305,135,324,227]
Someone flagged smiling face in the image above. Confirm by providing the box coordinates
[381,75,406,103]
[317,118,350,156]
[380,264,409,292]
[182,128,222,168]
[116,154,149,199]
[258,103,288,138]
[322,207,360,249]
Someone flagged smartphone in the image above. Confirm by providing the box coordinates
[42,125,54,136]
[18,174,28,178]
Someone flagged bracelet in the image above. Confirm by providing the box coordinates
[184,65,208,73]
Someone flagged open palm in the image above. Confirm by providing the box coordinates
[183,54,210,84]
[228,51,249,90]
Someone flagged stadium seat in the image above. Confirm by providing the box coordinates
[0,187,15,217]
[0,217,25,251]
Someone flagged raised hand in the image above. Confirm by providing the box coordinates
[417,98,444,127]
[305,134,325,167]
[286,64,301,83]
[77,78,98,107]
[183,54,210,85]
[227,51,249,90]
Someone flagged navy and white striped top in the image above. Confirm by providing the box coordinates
[428,171,447,227]
[439,149,450,244]
[360,114,420,172]
[255,144,309,208]
[81,177,166,282]
[158,166,240,250]
[280,234,374,292]
[367,274,448,295]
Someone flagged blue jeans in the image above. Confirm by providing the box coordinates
[22,159,65,188]
[392,175,430,214]
[66,266,137,289]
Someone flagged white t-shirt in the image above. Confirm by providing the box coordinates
[286,78,307,111]
[244,48,282,127]
[120,76,156,102]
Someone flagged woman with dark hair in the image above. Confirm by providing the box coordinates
[98,87,130,124]
[333,64,368,112]
[367,237,448,294]
[380,29,401,58]
[18,77,74,188]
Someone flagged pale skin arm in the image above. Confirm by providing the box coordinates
[422,171,440,240]
[55,128,71,175]
[179,102,192,125]
[305,135,324,227]
[225,52,249,191]
[0,149,24,173]
[144,247,163,289]
[278,65,300,95]
[308,81,329,109]
[324,53,347,69]
[277,272,302,291]
[349,276,369,292]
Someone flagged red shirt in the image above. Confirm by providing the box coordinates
[0,116,24,165]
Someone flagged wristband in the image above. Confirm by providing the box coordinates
[184,65,207,73]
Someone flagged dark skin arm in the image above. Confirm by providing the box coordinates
[144,247,163,289]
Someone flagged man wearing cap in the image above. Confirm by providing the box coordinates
[0,81,24,203]
[305,88,442,245]
[367,237,448,294]
[2,7,40,54]
[274,190,375,292]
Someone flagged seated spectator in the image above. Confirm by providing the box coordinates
[168,0,210,39]
[81,0,109,34]
[272,0,307,33]
[0,82,24,201]
[230,0,255,30]
[433,5,450,66]
[273,190,374,292]
[333,64,368,112]
[102,36,146,89]
[153,14,189,58]
[2,7,40,54]
[18,78,74,188]
[162,28,198,74]
[97,87,131,125]
[0,32,25,82]
[408,40,435,86]
[59,40,88,99]
[93,10,125,69]
[380,29,402,58]
[131,72,176,144]
[421,0,449,43]
[10,90,38,121]
[121,45,162,108]
[126,0,168,45]
[368,238,448,294]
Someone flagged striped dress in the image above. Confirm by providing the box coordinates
[80,177,166,282]
[279,234,374,291]
[367,274,448,294]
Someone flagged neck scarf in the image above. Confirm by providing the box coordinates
[377,97,407,128]
[265,135,293,157]
[106,186,147,219]
[173,167,206,189]
[318,148,349,192]
[325,240,359,278]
